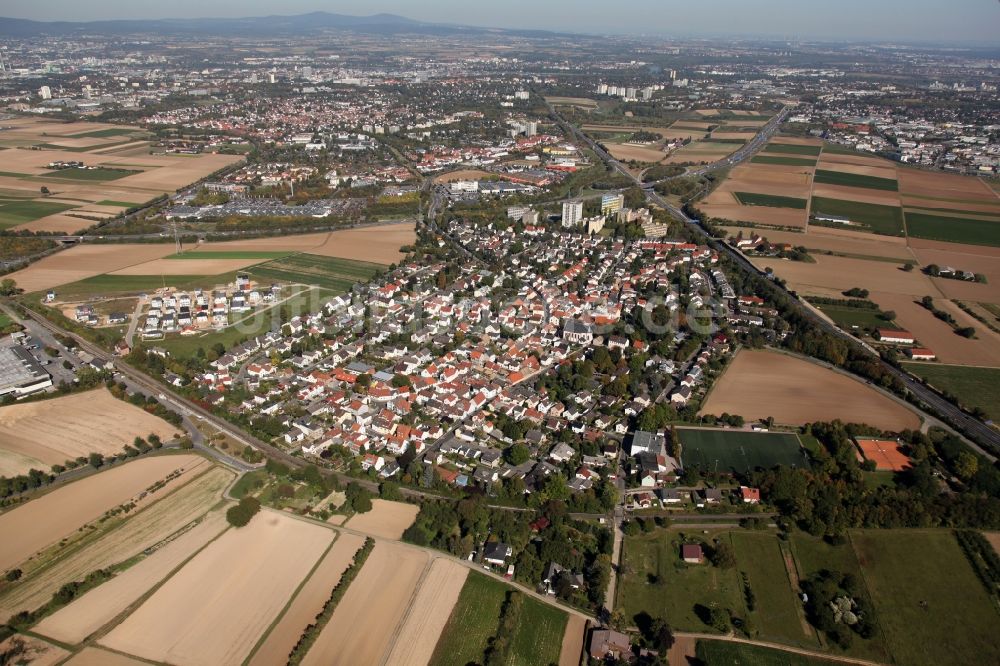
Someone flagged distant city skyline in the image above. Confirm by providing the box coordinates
[2,0,999,44]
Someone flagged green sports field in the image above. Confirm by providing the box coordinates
[734,192,808,210]
[810,197,905,236]
[750,155,818,167]
[679,428,808,473]
[813,169,898,192]
[762,143,822,156]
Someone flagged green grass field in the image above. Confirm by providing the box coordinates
[167,251,293,260]
[430,572,508,666]
[38,167,139,182]
[904,211,1000,247]
[96,199,143,207]
[679,429,808,474]
[67,128,138,138]
[904,205,1000,220]
[762,144,823,156]
[696,640,846,665]
[851,530,1000,666]
[810,197,905,236]
[821,143,871,156]
[902,363,1000,421]
[734,192,809,210]
[750,155,818,167]
[813,169,899,192]
[730,532,814,647]
[507,596,568,666]
[813,304,894,330]
[248,254,383,292]
[0,200,77,228]
[0,171,29,178]
[618,530,743,631]
[0,313,13,329]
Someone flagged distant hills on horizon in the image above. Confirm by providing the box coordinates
[0,11,567,39]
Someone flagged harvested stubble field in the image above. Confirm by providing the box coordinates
[433,169,494,183]
[699,349,921,431]
[0,454,205,575]
[382,558,470,666]
[33,510,229,644]
[0,463,230,622]
[869,291,1000,367]
[910,240,1000,303]
[605,142,667,163]
[7,243,178,293]
[722,225,913,262]
[344,498,419,539]
[750,253,935,297]
[62,647,150,666]
[301,541,430,666]
[109,257,265,276]
[700,203,808,229]
[247,532,367,666]
[0,388,179,477]
[101,511,334,666]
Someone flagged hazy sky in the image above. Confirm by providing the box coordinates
[3,0,998,43]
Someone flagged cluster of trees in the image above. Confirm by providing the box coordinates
[919,296,976,338]
[751,422,1000,537]
[801,570,877,648]
[343,481,374,513]
[226,496,261,527]
[483,591,525,666]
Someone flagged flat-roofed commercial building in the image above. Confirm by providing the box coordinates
[0,346,52,398]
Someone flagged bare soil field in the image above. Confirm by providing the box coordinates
[7,243,177,292]
[0,635,69,666]
[381,557,469,666]
[752,254,936,297]
[100,511,333,666]
[0,388,179,478]
[700,349,921,431]
[898,170,1000,201]
[62,647,150,666]
[433,169,493,183]
[0,464,229,622]
[248,532,366,666]
[810,183,900,207]
[870,292,1000,367]
[910,242,1000,303]
[0,454,204,574]
[559,615,587,666]
[816,152,893,168]
[345,499,419,539]
[109,257,264,276]
[605,142,666,163]
[694,109,720,116]
[769,137,823,146]
[309,222,415,264]
[700,203,808,229]
[986,532,1000,557]
[33,510,229,645]
[301,542,430,666]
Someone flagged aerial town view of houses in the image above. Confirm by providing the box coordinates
[0,4,998,666]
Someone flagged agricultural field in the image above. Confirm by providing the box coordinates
[699,349,922,432]
[811,302,896,331]
[249,253,384,292]
[0,454,206,575]
[300,541,429,666]
[695,641,845,666]
[905,211,1000,247]
[810,197,905,236]
[343,499,419,539]
[678,428,808,474]
[247,532,366,666]
[761,143,822,156]
[382,558,470,666]
[734,192,808,209]
[544,96,599,109]
[0,635,69,666]
[850,530,1000,666]
[506,593,569,666]
[100,511,334,666]
[902,363,1000,420]
[0,388,180,477]
[430,572,509,666]
[730,532,814,647]
[0,200,77,229]
[617,529,744,631]
[32,510,229,644]
[813,169,898,192]
[0,461,229,622]
[0,118,241,233]
[751,155,818,167]
[7,243,180,293]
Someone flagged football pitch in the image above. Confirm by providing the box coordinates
[679,428,808,474]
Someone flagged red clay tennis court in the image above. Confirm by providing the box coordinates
[855,438,910,472]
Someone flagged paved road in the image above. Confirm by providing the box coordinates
[547,103,1000,456]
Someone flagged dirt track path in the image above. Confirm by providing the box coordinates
[678,633,885,665]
